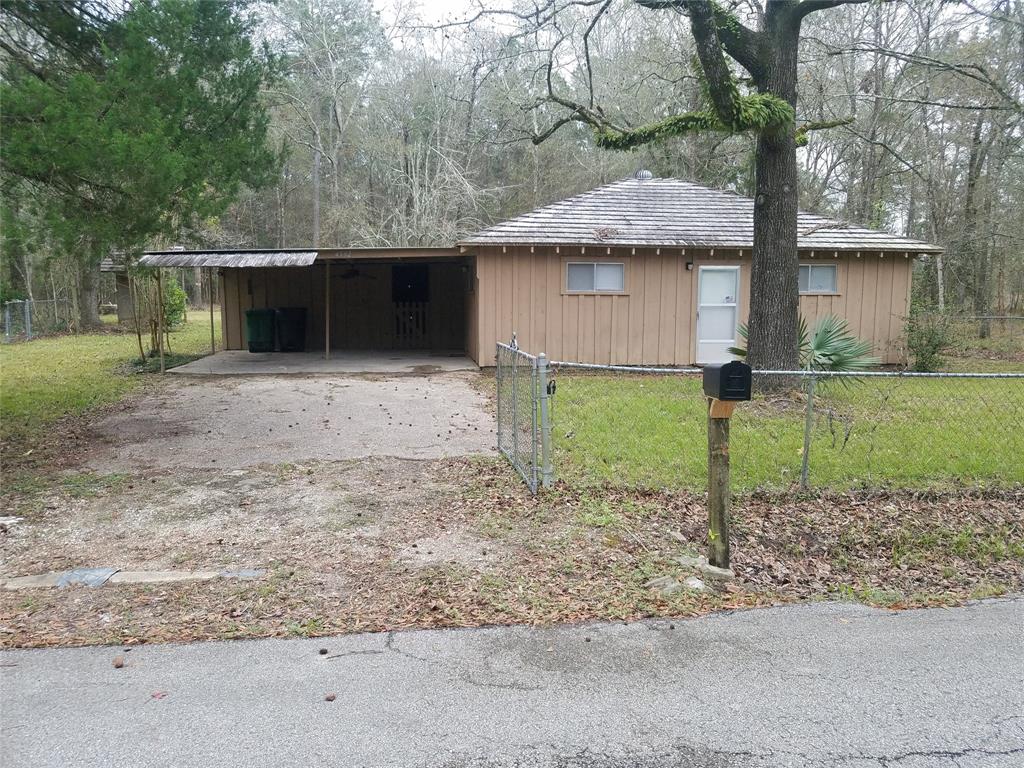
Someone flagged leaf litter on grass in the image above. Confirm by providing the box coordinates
[1,458,1021,648]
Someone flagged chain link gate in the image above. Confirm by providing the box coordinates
[496,340,553,493]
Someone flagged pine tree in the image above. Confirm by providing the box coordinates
[1,0,280,327]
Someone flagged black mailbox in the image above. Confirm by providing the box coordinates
[703,361,752,401]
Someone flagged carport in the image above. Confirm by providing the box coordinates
[139,247,475,367]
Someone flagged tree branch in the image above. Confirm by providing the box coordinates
[790,0,871,21]
[706,2,764,78]
[582,0,613,109]
[825,45,1022,112]
[794,116,854,146]
[682,1,743,127]
[635,0,763,77]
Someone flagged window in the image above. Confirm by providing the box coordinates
[799,264,837,294]
[566,262,625,293]
[392,264,429,303]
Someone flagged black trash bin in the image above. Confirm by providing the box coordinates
[245,308,276,353]
[276,307,308,352]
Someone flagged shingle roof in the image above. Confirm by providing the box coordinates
[460,177,942,253]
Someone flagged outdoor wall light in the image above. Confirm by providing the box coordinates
[685,261,694,271]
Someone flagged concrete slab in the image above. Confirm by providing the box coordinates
[1,573,64,590]
[169,350,478,376]
[86,373,495,471]
[54,567,118,588]
[106,571,219,585]
[2,569,266,589]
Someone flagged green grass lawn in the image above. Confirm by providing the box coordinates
[1,315,219,449]
[551,373,1024,491]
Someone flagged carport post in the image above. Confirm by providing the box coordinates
[324,260,331,359]
[156,269,165,374]
[208,267,215,355]
[537,353,554,488]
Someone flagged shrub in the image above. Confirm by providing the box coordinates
[0,284,27,304]
[905,308,950,372]
[163,279,187,328]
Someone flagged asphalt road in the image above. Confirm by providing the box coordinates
[2,599,1022,767]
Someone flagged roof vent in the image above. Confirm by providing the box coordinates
[634,169,654,180]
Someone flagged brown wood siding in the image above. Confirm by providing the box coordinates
[220,269,244,350]
[797,252,911,364]
[475,246,912,366]
[466,256,479,363]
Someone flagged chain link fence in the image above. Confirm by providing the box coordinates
[949,315,1024,361]
[495,341,553,494]
[533,362,1024,492]
[3,299,74,341]
[912,312,1024,365]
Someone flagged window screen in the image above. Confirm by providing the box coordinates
[566,262,624,293]
[799,264,837,294]
[595,263,624,291]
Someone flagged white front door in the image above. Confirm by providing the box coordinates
[697,266,740,364]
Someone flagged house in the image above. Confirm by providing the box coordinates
[139,174,941,366]
[458,174,941,366]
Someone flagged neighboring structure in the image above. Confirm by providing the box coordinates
[99,252,132,323]
[139,174,942,366]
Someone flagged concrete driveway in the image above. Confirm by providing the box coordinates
[2,598,1022,767]
[86,372,495,472]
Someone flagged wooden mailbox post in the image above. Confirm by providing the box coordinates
[703,361,752,570]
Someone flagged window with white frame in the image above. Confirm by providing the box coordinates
[799,263,838,294]
[566,262,625,293]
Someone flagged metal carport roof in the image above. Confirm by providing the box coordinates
[139,250,318,268]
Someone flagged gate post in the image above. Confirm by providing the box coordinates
[23,300,32,339]
[537,353,554,489]
[495,344,503,452]
[4,303,11,342]
[511,341,519,465]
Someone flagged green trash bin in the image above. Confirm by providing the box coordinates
[276,307,307,352]
[245,308,276,353]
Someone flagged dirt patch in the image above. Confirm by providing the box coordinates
[2,456,1021,648]
[85,372,495,472]
[0,458,449,576]
[398,531,498,569]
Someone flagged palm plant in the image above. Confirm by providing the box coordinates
[729,314,879,488]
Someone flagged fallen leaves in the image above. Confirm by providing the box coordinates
[1,457,1021,649]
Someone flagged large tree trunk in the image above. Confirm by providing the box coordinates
[77,257,102,330]
[746,23,800,372]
